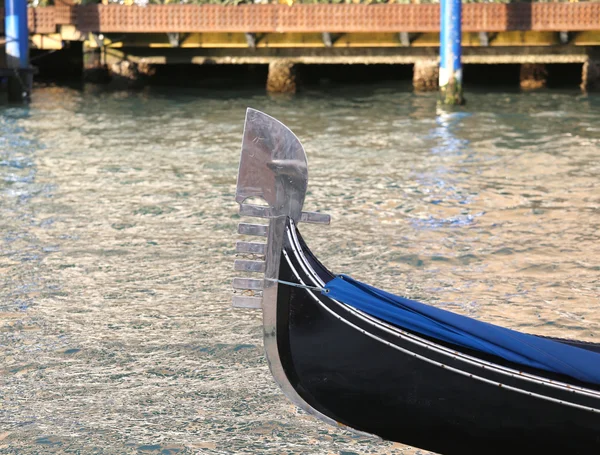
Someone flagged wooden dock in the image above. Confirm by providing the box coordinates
[3,3,600,91]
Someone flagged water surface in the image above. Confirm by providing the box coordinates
[1,85,599,454]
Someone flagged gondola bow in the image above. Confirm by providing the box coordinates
[232,108,600,455]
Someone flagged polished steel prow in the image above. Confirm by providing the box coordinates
[233,108,330,310]
[232,108,347,432]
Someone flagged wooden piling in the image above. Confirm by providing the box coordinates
[266,60,296,94]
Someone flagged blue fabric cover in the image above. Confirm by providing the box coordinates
[323,275,600,385]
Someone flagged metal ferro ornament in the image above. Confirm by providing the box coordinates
[231,108,345,429]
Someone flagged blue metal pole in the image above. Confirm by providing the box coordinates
[5,0,29,69]
[439,0,463,105]
[5,0,30,101]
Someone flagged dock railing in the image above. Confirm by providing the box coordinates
[2,3,600,35]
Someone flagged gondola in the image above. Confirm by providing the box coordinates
[232,108,600,455]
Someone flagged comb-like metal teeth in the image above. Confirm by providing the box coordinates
[232,295,262,309]
[239,204,272,218]
[238,223,268,237]
[234,259,266,273]
[239,206,330,225]
[236,241,266,255]
[300,211,331,225]
[232,277,263,290]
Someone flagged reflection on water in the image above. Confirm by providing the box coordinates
[1,85,599,454]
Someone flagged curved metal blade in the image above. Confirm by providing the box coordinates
[230,109,360,441]
[236,108,308,222]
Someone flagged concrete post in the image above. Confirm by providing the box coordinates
[413,60,439,92]
[4,0,31,102]
[581,59,599,92]
[519,64,547,90]
[439,0,464,105]
[266,60,296,94]
[107,59,155,89]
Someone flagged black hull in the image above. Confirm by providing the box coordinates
[277,220,600,455]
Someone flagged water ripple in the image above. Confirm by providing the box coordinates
[1,86,599,454]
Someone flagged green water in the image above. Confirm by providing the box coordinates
[1,85,599,454]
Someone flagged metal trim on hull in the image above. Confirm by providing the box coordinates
[279,224,600,453]
[287,220,600,403]
[282,229,600,413]
[234,109,373,438]
[261,215,359,434]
